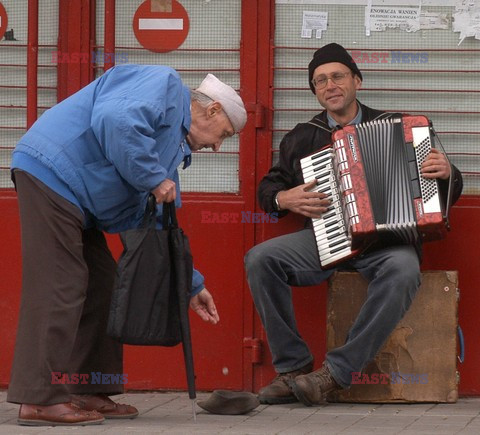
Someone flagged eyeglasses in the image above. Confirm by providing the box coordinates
[311,72,352,90]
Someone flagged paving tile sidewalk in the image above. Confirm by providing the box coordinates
[1,391,479,435]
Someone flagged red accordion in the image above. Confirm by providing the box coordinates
[300,115,448,268]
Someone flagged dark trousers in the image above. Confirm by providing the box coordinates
[245,228,421,388]
[7,171,123,405]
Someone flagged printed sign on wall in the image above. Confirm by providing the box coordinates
[133,0,190,53]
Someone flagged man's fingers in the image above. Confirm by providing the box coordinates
[192,289,220,324]
[203,297,219,323]
[163,182,176,202]
[165,190,176,202]
[207,301,220,323]
[303,179,318,191]
[190,301,211,322]
[197,306,218,324]
[195,307,211,322]
[152,179,177,203]
[297,205,330,218]
[304,190,327,198]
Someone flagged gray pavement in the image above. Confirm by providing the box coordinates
[1,390,479,434]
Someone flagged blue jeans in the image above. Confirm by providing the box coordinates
[244,228,421,388]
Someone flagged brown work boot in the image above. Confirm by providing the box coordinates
[258,361,314,404]
[290,362,341,406]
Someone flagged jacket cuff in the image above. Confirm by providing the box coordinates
[264,190,289,218]
[191,268,204,296]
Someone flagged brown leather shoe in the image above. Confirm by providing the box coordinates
[18,402,105,426]
[258,361,314,404]
[290,362,341,406]
[71,394,139,419]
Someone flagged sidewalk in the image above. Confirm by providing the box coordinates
[1,390,479,434]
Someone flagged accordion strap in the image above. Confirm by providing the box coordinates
[307,119,332,133]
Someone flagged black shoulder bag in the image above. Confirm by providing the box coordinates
[107,196,193,346]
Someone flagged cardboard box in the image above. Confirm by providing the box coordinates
[327,271,459,403]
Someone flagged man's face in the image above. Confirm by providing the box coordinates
[312,62,361,116]
[186,102,235,152]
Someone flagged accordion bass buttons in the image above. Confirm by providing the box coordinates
[333,140,347,165]
[345,193,359,226]
[338,161,349,173]
[333,140,350,177]
[340,173,352,191]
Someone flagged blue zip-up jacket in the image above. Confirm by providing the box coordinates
[11,64,205,295]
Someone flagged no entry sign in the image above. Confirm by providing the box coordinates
[133,0,189,53]
[0,2,8,41]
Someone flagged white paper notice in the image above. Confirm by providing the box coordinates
[470,10,480,37]
[420,12,450,29]
[301,11,328,39]
[365,7,420,33]
[454,0,476,11]
[452,0,480,44]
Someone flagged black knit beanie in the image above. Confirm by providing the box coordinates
[308,43,363,94]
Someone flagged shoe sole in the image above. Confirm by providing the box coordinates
[18,417,105,426]
[258,395,298,405]
[103,412,139,419]
[290,383,313,406]
[290,381,329,407]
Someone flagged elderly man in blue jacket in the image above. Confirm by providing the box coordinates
[8,65,247,426]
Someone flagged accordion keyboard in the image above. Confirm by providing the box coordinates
[300,147,354,267]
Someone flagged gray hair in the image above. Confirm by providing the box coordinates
[190,89,214,108]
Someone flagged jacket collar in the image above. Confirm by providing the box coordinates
[308,100,391,133]
[182,87,192,132]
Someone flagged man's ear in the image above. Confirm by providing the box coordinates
[354,75,362,91]
[207,102,223,118]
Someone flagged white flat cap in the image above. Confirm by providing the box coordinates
[196,74,247,133]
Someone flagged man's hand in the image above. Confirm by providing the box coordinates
[152,179,176,203]
[276,180,331,218]
[189,288,220,324]
[421,148,450,180]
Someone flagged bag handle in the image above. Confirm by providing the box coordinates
[141,194,157,228]
[141,195,178,229]
[162,201,178,229]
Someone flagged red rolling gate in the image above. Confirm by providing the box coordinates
[0,0,263,393]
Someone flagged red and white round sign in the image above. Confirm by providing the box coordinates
[133,0,189,53]
[0,2,8,41]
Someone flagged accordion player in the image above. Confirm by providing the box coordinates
[300,115,451,268]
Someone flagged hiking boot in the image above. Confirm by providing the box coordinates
[290,362,341,406]
[258,361,314,404]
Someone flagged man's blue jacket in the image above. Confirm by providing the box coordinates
[12,64,205,294]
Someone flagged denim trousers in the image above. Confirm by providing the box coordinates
[244,228,421,388]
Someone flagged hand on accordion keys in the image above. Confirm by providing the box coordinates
[276,179,332,218]
[420,148,451,180]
